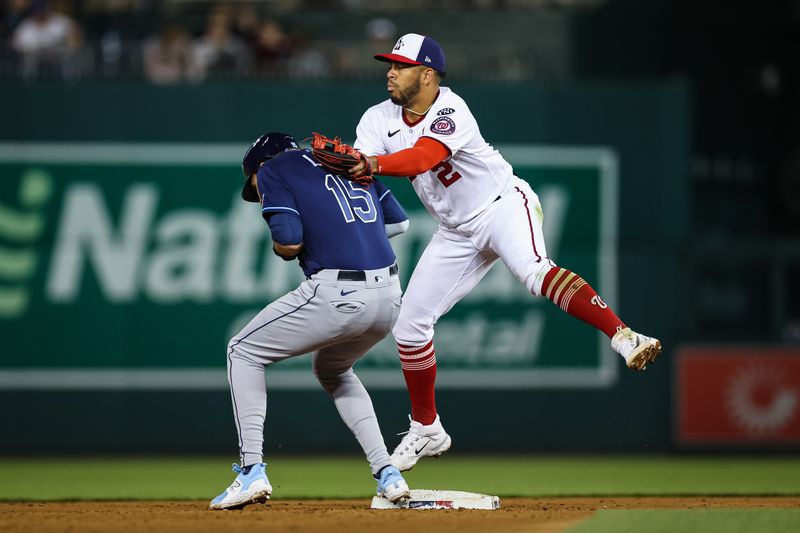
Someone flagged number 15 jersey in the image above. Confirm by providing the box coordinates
[354,86,515,228]
[257,149,407,277]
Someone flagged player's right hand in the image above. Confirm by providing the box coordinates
[349,156,376,178]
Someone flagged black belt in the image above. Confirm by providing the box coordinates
[337,263,398,281]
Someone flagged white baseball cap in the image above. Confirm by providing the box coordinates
[374,33,446,74]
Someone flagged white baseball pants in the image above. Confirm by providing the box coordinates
[393,177,553,346]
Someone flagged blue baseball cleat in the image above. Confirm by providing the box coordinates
[376,465,410,503]
[209,463,273,510]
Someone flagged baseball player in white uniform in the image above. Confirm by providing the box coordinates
[349,33,662,471]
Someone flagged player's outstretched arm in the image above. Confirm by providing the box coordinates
[351,137,450,178]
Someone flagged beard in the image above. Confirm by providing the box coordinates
[390,75,421,106]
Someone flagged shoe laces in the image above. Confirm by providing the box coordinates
[395,426,424,454]
[232,463,263,475]
[613,329,639,354]
[621,332,638,348]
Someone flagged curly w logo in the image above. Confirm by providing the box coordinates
[0,169,53,318]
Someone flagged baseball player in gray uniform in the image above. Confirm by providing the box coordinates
[210,132,411,510]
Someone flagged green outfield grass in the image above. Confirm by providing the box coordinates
[0,456,799,501]
[568,509,800,533]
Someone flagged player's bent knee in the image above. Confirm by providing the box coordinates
[227,337,255,363]
[314,366,355,393]
[392,321,432,348]
[315,374,339,394]
[227,337,239,356]
[392,299,437,346]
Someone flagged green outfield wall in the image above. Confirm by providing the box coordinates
[0,80,688,452]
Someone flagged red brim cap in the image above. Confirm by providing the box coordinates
[374,53,422,66]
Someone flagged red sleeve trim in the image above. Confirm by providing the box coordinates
[375,137,451,176]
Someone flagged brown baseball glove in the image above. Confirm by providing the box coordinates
[309,132,373,186]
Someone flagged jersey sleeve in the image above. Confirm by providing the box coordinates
[258,164,299,218]
[373,179,408,224]
[267,212,303,245]
[354,108,388,156]
[423,97,477,156]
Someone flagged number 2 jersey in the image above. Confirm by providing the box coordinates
[257,149,408,277]
[354,86,515,228]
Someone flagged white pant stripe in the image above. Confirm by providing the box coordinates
[400,355,437,371]
[397,341,433,354]
[398,344,435,360]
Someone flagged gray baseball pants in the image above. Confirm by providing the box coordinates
[227,264,401,476]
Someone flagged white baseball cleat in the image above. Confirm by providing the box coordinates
[611,327,662,371]
[390,414,452,472]
[209,463,273,510]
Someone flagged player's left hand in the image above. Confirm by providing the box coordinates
[309,132,374,186]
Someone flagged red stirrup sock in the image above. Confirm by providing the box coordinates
[540,267,626,338]
[398,341,438,425]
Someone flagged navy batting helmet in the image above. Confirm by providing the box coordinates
[241,132,299,202]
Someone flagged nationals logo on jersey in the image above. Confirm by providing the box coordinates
[437,108,455,116]
[430,116,456,135]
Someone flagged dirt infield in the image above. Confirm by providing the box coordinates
[2,497,799,533]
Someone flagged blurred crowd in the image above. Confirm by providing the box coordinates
[0,0,579,82]
[0,0,410,82]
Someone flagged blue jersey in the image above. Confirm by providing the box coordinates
[257,149,408,277]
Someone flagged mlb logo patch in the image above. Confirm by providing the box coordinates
[430,116,456,135]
